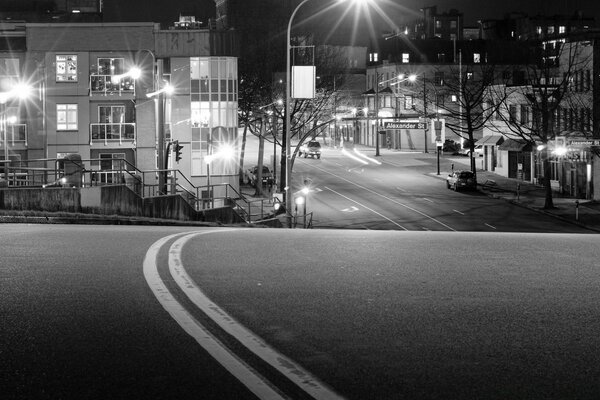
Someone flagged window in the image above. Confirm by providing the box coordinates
[369,53,378,62]
[466,72,474,80]
[434,72,444,86]
[559,26,566,34]
[509,105,517,123]
[473,53,481,63]
[56,55,78,82]
[0,58,19,77]
[450,21,457,29]
[404,95,413,110]
[437,53,446,63]
[97,58,124,76]
[548,26,555,34]
[435,20,442,29]
[57,104,78,130]
[402,53,410,63]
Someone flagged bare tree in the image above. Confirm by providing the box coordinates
[430,58,510,178]
[487,39,593,208]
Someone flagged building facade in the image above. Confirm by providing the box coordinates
[1,21,238,194]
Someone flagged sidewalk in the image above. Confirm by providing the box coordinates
[439,155,600,233]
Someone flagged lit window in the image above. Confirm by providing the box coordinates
[56,55,78,82]
[536,26,542,35]
[402,53,410,63]
[548,26,555,34]
[57,104,78,130]
[473,53,481,63]
[559,26,566,34]
[451,94,458,102]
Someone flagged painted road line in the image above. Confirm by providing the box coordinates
[422,198,434,203]
[307,163,456,231]
[485,223,498,230]
[143,231,287,400]
[453,209,465,215]
[169,231,346,400]
[325,186,407,230]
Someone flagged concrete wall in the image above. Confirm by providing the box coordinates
[0,186,246,224]
[0,188,80,212]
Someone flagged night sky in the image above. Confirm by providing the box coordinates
[102,0,600,28]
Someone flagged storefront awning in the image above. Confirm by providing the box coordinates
[498,139,532,152]
[476,135,505,146]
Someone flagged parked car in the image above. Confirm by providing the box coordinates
[299,140,322,159]
[244,165,274,187]
[446,170,477,191]
[459,144,483,157]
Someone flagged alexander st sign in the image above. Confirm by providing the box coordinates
[383,121,427,130]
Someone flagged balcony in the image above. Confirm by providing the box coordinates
[90,123,136,146]
[90,74,135,96]
[1,124,27,147]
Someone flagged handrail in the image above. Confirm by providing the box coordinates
[2,157,279,223]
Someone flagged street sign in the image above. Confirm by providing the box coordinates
[383,121,427,130]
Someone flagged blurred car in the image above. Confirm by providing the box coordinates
[442,139,460,155]
[299,140,321,159]
[446,170,477,191]
[244,165,274,187]
[459,144,483,157]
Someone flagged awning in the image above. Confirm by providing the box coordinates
[362,88,375,95]
[498,139,532,152]
[476,135,504,146]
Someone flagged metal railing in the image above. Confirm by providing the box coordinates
[0,124,27,146]
[0,157,281,224]
[90,74,135,95]
[90,123,136,145]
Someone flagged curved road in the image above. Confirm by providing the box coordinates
[3,224,600,399]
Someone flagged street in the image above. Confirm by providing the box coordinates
[2,225,600,399]
[288,145,592,233]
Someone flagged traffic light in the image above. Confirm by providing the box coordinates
[174,140,184,162]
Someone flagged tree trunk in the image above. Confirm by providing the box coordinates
[542,153,555,209]
[238,123,248,183]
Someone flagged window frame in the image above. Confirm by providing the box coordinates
[56,104,78,131]
[56,55,78,82]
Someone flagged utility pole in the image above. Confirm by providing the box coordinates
[375,70,381,156]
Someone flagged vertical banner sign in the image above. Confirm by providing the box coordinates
[431,118,445,144]
[292,66,316,99]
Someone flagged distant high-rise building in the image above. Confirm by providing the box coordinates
[0,0,102,22]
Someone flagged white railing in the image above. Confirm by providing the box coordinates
[90,123,136,145]
[89,74,135,95]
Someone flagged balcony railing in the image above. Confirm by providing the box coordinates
[0,124,27,147]
[90,123,136,145]
[90,74,135,95]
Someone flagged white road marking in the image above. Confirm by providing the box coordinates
[396,186,407,192]
[341,206,359,212]
[143,231,288,400]
[169,231,345,400]
[485,223,498,230]
[307,164,456,231]
[422,198,434,203]
[453,209,465,215]
[325,186,407,230]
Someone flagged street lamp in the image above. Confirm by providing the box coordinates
[285,0,374,227]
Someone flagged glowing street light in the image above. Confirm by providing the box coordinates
[285,0,375,227]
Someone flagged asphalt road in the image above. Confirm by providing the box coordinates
[3,224,600,399]
[292,147,592,233]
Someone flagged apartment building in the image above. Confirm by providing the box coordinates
[1,21,238,192]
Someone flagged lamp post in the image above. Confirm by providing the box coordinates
[285,0,372,227]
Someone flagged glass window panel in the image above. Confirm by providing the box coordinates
[190,58,200,79]
[56,55,78,82]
